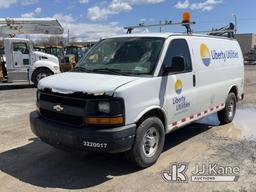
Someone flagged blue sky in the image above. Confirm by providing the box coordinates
[0,0,255,41]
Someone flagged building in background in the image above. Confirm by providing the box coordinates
[235,33,256,64]
[235,33,256,54]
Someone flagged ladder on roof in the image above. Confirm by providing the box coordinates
[208,23,235,38]
[123,12,235,39]
[124,20,196,34]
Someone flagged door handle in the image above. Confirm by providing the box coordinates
[193,74,196,87]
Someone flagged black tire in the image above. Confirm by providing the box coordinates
[32,68,53,86]
[125,117,165,168]
[217,92,237,124]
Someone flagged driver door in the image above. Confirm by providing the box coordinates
[163,38,197,132]
[9,42,30,81]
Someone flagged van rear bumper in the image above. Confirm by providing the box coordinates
[30,111,136,153]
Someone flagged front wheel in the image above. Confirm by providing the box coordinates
[125,117,165,168]
[32,68,53,86]
[217,92,237,124]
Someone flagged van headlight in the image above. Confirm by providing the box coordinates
[98,101,110,114]
[85,98,125,126]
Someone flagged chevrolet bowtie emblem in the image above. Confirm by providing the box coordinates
[53,104,64,112]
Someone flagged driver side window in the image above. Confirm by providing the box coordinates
[162,39,192,73]
[13,42,29,54]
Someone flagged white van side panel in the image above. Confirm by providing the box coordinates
[188,36,244,115]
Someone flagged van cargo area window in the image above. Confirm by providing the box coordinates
[74,37,165,76]
[162,39,192,74]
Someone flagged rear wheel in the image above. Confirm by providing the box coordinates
[125,117,165,168]
[32,68,53,86]
[217,92,237,124]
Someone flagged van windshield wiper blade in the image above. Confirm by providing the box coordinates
[91,68,125,75]
[72,67,91,72]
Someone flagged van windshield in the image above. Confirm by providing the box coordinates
[74,37,164,76]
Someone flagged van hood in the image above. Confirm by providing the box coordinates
[38,72,139,96]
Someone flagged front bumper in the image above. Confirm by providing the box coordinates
[30,111,136,153]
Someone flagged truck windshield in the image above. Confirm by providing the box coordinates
[75,37,164,76]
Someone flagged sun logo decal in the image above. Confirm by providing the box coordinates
[200,44,211,66]
[175,80,183,94]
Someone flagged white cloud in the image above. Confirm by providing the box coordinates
[53,13,123,41]
[175,0,189,9]
[21,7,42,18]
[21,0,38,6]
[0,0,16,8]
[174,0,223,11]
[87,0,165,21]
[87,6,112,21]
[53,13,75,24]
[79,0,89,3]
[109,1,132,12]
[190,0,223,11]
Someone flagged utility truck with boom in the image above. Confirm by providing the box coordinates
[0,18,64,85]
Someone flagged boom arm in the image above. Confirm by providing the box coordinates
[0,18,64,36]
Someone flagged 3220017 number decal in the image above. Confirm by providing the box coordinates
[83,141,107,148]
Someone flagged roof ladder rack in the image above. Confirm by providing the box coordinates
[124,12,196,35]
[124,21,196,34]
[208,23,235,38]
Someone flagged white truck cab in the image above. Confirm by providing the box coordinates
[0,17,63,84]
[3,38,60,85]
[30,31,244,168]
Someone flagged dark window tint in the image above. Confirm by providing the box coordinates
[163,39,192,73]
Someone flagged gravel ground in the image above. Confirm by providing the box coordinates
[0,65,256,192]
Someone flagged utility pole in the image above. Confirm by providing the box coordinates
[68,28,70,44]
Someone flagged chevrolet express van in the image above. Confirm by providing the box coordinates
[30,33,244,167]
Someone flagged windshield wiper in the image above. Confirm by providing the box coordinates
[72,67,91,72]
[73,67,148,76]
[91,68,125,75]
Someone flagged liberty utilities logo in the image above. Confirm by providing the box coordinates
[200,43,211,66]
[162,163,188,182]
[175,80,183,94]
[200,43,239,67]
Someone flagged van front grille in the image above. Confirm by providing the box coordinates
[40,92,86,108]
[40,108,84,127]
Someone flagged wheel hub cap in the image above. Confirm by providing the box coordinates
[228,101,234,118]
[37,73,47,81]
[142,127,159,157]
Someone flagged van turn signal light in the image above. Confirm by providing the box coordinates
[85,117,124,125]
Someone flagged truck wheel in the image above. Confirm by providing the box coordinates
[126,117,165,168]
[32,68,53,86]
[217,92,237,124]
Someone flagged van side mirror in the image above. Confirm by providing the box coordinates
[163,56,185,75]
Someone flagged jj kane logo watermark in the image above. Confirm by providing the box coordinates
[162,163,240,183]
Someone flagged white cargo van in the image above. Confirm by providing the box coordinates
[30,30,244,167]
